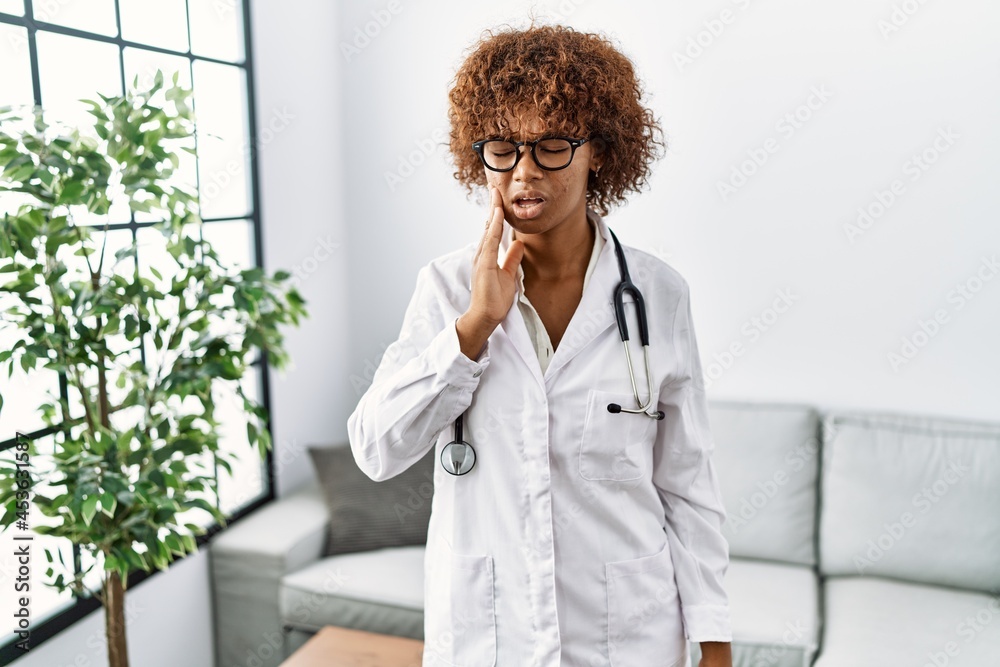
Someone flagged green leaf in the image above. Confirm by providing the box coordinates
[123,547,147,571]
[257,427,272,459]
[56,179,85,205]
[81,495,98,526]
[104,553,120,572]
[100,491,117,517]
[164,533,182,555]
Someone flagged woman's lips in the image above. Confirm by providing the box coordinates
[513,198,546,219]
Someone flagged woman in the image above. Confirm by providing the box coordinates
[348,22,733,667]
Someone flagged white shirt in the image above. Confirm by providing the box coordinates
[515,208,605,375]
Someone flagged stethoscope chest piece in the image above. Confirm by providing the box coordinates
[441,439,476,475]
[441,413,476,475]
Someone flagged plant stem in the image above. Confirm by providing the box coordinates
[104,570,129,667]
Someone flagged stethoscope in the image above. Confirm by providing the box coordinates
[441,227,665,476]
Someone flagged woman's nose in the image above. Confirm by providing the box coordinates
[513,145,543,180]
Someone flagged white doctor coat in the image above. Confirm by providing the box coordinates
[347,209,732,667]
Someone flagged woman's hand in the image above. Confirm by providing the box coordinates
[698,641,732,667]
[466,184,524,328]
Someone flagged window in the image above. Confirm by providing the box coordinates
[0,0,270,659]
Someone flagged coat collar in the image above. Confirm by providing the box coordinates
[498,206,620,388]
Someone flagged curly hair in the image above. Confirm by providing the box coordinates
[446,21,665,216]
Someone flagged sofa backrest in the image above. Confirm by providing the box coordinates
[707,401,821,566]
[818,410,1000,593]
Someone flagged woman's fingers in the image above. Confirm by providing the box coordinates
[475,184,502,261]
[483,185,503,264]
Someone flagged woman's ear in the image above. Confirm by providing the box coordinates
[589,136,607,170]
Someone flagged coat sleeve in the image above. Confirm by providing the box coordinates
[347,264,491,481]
[651,279,733,643]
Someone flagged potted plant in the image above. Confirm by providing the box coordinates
[0,69,307,667]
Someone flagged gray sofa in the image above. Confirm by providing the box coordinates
[209,401,1000,666]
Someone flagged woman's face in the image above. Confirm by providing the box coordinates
[483,109,602,237]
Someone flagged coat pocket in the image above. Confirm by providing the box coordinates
[424,540,497,667]
[605,540,687,667]
[579,389,656,481]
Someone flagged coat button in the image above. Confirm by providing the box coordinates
[473,368,483,377]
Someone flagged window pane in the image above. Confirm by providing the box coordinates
[0,191,36,219]
[119,0,189,53]
[36,32,121,132]
[190,0,244,63]
[0,24,33,107]
[123,47,192,99]
[0,291,60,442]
[0,0,24,16]
[192,61,251,219]
[78,542,105,594]
[65,204,132,228]
[215,368,266,515]
[0,435,77,644]
[36,0,117,37]
[201,218,254,270]
[123,48,198,224]
[200,219,253,356]
[65,207,132,229]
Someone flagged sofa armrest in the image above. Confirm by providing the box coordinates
[210,479,329,667]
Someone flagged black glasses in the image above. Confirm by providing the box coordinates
[472,136,589,172]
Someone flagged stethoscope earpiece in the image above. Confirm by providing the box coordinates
[608,403,664,419]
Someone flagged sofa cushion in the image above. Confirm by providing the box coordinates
[819,411,1000,592]
[813,576,1000,667]
[308,444,435,556]
[279,545,425,640]
[690,557,820,667]
[210,480,330,667]
[707,401,820,566]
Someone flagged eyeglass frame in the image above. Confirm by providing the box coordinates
[471,136,590,172]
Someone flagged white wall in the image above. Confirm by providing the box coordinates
[250,0,347,497]
[335,0,1000,425]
